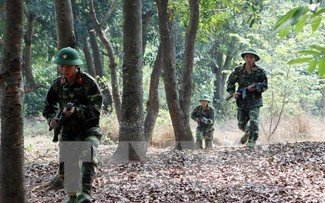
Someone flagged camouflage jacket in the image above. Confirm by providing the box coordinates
[42,70,102,135]
[226,64,268,109]
[191,105,215,131]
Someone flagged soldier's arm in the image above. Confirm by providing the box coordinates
[226,70,239,95]
[75,81,103,122]
[254,70,268,93]
[191,106,200,122]
[42,85,60,126]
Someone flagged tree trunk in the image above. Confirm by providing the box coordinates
[54,0,76,49]
[112,0,145,162]
[0,0,26,202]
[156,0,195,150]
[23,12,38,93]
[321,81,325,118]
[89,30,103,77]
[82,36,96,77]
[144,44,163,143]
[89,0,122,123]
[179,0,200,140]
[212,42,236,115]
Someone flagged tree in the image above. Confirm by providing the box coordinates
[112,0,145,161]
[273,0,325,77]
[23,0,38,93]
[156,0,199,150]
[273,0,325,118]
[54,0,76,49]
[88,0,121,120]
[0,0,26,202]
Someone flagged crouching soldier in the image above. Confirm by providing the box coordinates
[43,47,103,203]
[191,95,215,149]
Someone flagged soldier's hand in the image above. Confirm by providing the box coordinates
[50,118,58,128]
[233,92,241,99]
[248,85,255,92]
[63,106,76,117]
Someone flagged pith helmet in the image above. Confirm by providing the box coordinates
[54,47,83,65]
[241,48,260,61]
[199,95,211,102]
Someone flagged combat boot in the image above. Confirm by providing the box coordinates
[196,139,203,149]
[45,174,64,192]
[77,192,91,203]
[205,139,212,149]
[65,195,77,203]
[240,133,249,144]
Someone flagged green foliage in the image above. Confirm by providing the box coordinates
[273,0,325,77]
[24,62,57,116]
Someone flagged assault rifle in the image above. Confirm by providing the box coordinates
[49,102,74,142]
[199,117,209,124]
[226,83,256,101]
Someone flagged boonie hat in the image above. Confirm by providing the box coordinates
[241,48,260,61]
[54,47,83,65]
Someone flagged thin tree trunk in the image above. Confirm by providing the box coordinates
[0,0,25,202]
[23,12,38,93]
[82,36,96,77]
[144,44,163,143]
[89,30,103,77]
[89,0,122,123]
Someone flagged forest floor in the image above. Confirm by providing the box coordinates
[26,134,325,203]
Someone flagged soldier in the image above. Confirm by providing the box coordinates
[226,48,268,149]
[191,95,215,149]
[42,47,102,203]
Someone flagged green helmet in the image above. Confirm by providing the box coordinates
[199,95,211,102]
[241,48,260,61]
[54,47,83,65]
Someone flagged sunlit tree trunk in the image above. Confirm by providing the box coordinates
[0,0,26,202]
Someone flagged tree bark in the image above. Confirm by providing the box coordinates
[156,0,196,150]
[212,41,236,115]
[82,36,96,77]
[54,0,76,49]
[0,0,26,202]
[23,11,38,93]
[89,30,103,77]
[112,0,145,162]
[89,0,122,122]
[179,0,200,139]
[144,44,163,143]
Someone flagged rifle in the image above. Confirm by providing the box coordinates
[49,102,74,142]
[226,83,256,101]
[199,117,209,124]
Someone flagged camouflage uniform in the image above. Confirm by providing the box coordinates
[191,100,215,149]
[42,47,102,203]
[226,61,268,148]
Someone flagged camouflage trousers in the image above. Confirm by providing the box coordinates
[196,129,214,149]
[237,106,260,143]
[58,127,101,196]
